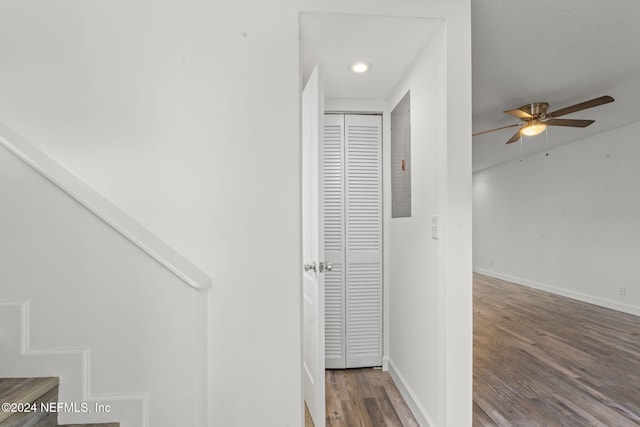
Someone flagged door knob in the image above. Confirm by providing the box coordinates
[318,262,333,272]
[304,262,317,272]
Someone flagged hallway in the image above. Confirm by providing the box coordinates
[306,368,418,426]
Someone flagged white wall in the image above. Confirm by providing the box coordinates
[474,120,640,316]
[0,1,471,425]
[386,18,472,427]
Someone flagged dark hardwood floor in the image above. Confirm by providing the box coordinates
[325,368,418,427]
[474,273,640,426]
[306,368,418,427]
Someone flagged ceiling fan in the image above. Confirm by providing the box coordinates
[473,95,615,144]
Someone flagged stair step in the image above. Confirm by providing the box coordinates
[0,377,120,427]
[0,377,59,426]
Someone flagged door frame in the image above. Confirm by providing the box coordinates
[324,101,390,373]
[324,110,385,370]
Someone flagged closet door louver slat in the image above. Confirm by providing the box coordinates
[323,114,346,369]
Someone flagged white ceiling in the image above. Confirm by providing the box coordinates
[300,13,442,100]
[301,4,640,172]
[472,0,640,171]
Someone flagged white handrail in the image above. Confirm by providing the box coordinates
[0,120,212,290]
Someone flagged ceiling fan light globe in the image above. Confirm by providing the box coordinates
[522,122,547,136]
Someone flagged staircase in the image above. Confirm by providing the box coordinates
[0,377,119,427]
[0,122,211,426]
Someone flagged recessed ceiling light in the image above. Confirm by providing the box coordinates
[351,61,370,73]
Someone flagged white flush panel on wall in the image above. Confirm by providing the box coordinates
[323,113,382,369]
[391,91,411,218]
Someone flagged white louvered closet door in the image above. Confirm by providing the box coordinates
[323,114,346,369]
[345,114,382,368]
[323,113,382,369]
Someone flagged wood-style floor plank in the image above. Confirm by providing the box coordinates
[0,377,59,426]
[305,402,315,427]
[321,368,417,427]
[474,273,640,426]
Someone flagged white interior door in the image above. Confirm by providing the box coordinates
[302,64,325,427]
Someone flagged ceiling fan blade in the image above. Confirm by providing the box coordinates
[472,123,521,137]
[547,95,614,118]
[546,118,595,127]
[504,108,533,119]
[505,128,523,144]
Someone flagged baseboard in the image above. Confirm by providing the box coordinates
[382,356,389,372]
[387,359,435,427]
[474,268,640,317]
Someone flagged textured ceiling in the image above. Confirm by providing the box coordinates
[472,0,640,171]
[301,13,442,100]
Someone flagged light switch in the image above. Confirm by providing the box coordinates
[431,215,439,240]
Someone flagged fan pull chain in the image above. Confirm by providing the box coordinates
[520,134,523,162]
[545,126,549,157]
